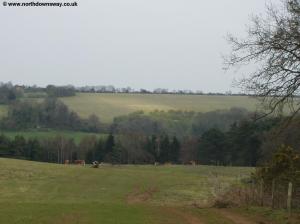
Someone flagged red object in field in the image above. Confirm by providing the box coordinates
[74,160,85,166]
[64,160,70,165]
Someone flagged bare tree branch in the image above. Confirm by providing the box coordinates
[225,0,300,118]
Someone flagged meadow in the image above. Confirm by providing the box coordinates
[60,93,260,122]
[1,158,281,224]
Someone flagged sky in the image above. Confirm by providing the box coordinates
[0,0,280,92]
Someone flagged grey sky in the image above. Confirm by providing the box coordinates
[0,0,279,92]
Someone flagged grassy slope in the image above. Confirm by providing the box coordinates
[61,93,259,122]
[0,158,252,224]
[0,130,106,144]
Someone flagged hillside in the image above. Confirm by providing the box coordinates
[60,93,260,122]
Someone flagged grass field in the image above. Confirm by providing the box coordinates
[1,159,298,224]
[0,158,266,224]
[0,130,105,144]
[61,93,260,122]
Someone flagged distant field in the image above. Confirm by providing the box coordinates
[0,158,256,224]
[61,93,260,122]
[0,130,106,144]
[0,105,8,118]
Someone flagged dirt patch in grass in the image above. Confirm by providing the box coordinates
[164,207,204,224]
[126,185,159,204]
[216,208,271,224]
[52,212,88,224]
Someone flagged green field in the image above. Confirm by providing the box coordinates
[0,105,8,118]
[0,158,269,224]
[1,159,297,224]
[61,93,260,122]
[0,130,105,144]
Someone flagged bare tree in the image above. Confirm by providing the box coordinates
[225,0,300,118]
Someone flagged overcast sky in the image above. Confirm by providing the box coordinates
[0,0,280,92]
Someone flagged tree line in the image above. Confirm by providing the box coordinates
[0,98,105,132]
[0,82,76,100]
[45,85,76,97]
[0,82,23,104]
[0,133,180,165]
[2,115,298,166]
[0,82,253,97]
[111,108,251,137]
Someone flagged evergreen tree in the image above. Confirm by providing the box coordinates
[145,135,158,162]
[198,128,226,165]
[25,138,41,161]
[0,134,11,156]
[159,135,170,163]
[104,134,115,162]
[105,134,115,153]
[94,139,105,162]
[170,136,180,164]
[111,145,122,164]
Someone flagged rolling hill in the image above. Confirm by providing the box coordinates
[60,93,260,123]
